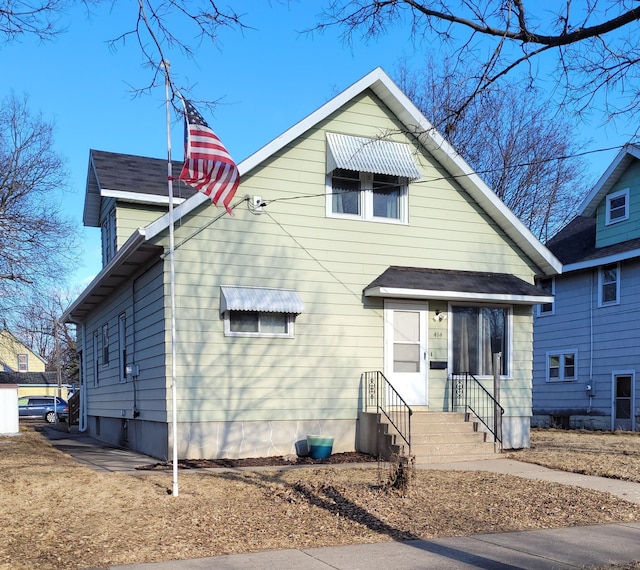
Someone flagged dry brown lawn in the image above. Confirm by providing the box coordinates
[2,426,640,569]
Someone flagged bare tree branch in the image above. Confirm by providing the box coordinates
[317,1,640,123]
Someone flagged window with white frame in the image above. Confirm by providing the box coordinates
[93,331,99,386]
[329,168,408,222]
[220,286,303,339]
[102,323,109,366]
[17,354,28,372]
[599,263,620,306]
[605,188,629,225]
[225,311,295,338]
[547,351,577,381]
[451,305,510,376]
[118,313,126,382]
[537,277,555,316]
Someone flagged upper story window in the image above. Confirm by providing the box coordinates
[326,133,420,224]
[330,169,407,222]
[537,277,555,316]
[17,354,28,372]
[599,263,620,307]
[101,209,116,265]
[605,188,629,225]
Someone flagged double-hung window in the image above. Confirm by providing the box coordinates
[605,188,629,225]
[547,351,577,381]
[326,133,419,223]
[102,323,109,366]
[17,354,28,372]
[537,277,555,316]
[451,305,510,376]
[330,169,407,221]
[599,263,620,306]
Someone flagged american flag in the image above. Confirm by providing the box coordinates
[179,100,240,213]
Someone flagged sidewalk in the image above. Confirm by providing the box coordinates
[42,426,640,569]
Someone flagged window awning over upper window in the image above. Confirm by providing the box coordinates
[326,133,421,180]
[220,286,304,315]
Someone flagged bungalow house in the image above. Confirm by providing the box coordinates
[62,68,559,461]
[533,144,640,432]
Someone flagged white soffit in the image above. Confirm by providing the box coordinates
[364,286,554,305]
[326,132,421,180]
[220,286,304,315]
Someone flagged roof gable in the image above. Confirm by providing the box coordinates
[579,144,640,217]
[83,150,198,227]
[145,68,560,276]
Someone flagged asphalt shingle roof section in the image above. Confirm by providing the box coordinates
[547,215,640,266]
[0,371,60,385]
[364,266,547,297]
[90,150,197,199]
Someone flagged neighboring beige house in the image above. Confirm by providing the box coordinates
[62,68,560,461]
[0,330,46,373]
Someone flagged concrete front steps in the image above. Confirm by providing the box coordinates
[383,411,501,465]
[411,411,500,464]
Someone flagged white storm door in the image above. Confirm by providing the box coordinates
[384,301,428,406]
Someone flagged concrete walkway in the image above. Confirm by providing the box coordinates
[41,426,640,569]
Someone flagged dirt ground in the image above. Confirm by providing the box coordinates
[2,426,640,570]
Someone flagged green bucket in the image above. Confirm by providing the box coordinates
[306,435,334,460]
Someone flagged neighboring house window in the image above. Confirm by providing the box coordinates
[599,263,620,306]
[101,209,116,265]
[102,323,109,366]
[537,277,555,316]
[225,311,295,338]
[329,169,408,222]
[93,331,99,386]
[17,353,28,372]
[547,351,577,382]
[118,313,126,383]
[451,305,510,376]
[605,188,629,225]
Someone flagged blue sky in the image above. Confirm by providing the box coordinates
[2,1,635,291]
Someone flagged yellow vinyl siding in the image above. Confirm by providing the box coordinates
[0,331,46,372]
[115,203,166,249]
[144,89,539,424]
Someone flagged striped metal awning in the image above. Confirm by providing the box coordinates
[220,286,304,314]
[326,132,420,180]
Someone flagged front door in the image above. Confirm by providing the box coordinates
[613,373,634,431]
[384,301,428,406]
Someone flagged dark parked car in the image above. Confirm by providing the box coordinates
[18,396,69,423]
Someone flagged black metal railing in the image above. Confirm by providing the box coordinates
[362,370,413,455]
[450,372,504,444]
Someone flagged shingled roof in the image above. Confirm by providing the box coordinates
[0,371,67,385]
[83,150,198,227]
[547,215,640,267]
[364,266,551,304]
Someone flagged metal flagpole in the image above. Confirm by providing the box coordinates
[162,60,179,497]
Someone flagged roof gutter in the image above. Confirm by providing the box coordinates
[61,228,148,323]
